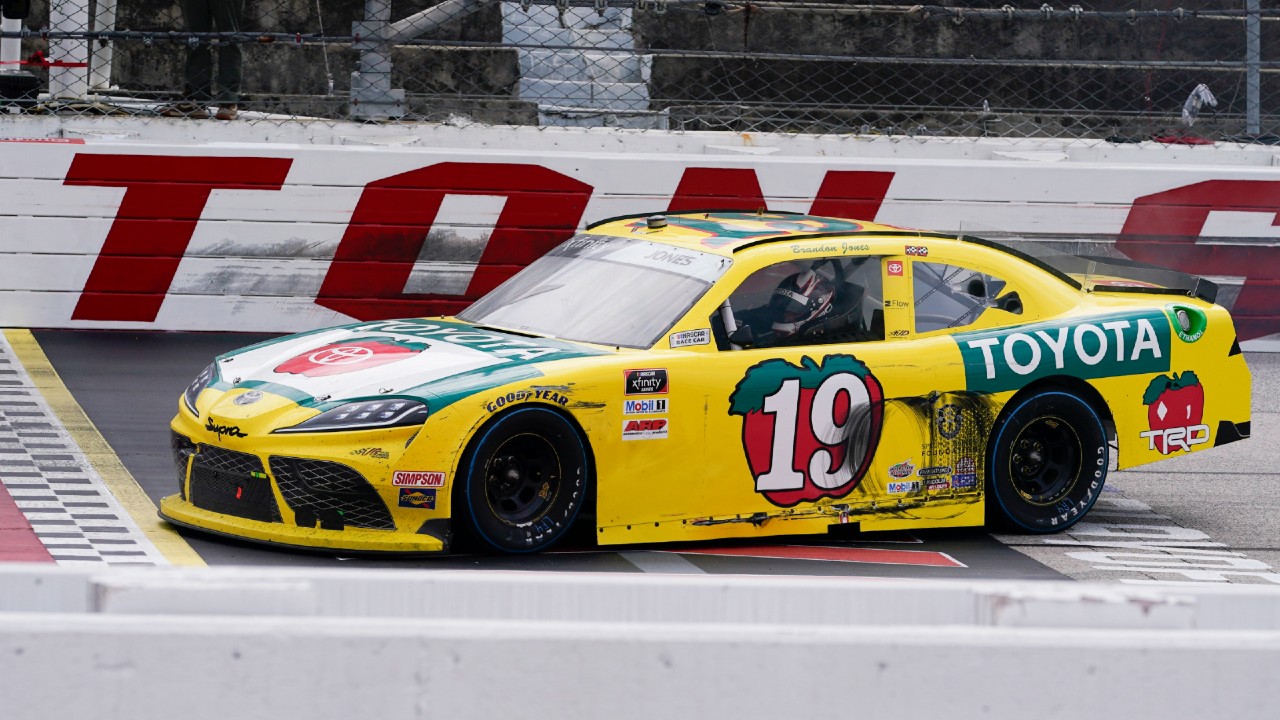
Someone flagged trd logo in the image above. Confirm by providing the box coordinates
[1139,424,1210,453]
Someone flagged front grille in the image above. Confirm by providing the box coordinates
[270,456,395,531]
[189,445,282,523]
[170,432,196,501]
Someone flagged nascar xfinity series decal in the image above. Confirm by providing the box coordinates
[956,310,1171,393]
[729,354,884,507]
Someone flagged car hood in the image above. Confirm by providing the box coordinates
[206,318,608,413]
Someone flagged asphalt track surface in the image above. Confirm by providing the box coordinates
[31,330,1279,582]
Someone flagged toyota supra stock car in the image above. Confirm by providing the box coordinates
[162,211,1251,554]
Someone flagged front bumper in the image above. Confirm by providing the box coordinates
[159,495,447,553]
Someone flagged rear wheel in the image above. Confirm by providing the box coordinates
[986,389,1108,533]
[459,407,590,553]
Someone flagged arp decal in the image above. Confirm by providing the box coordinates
[936,403,962,439]
[274,337,427,378]
[728,354,884,507]
[622,418,668,440]
[393,471,446,488]
[624,368,669,395]
[1141,371,1210,454]
[398,488,437,509]
[623,398,668,415]
[957,311,1170,393]
[1166,304,1207,344]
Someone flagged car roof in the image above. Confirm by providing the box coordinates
[585,210,941,256]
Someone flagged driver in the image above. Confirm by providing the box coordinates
[758,267,868,346]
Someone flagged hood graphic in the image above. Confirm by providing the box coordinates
[273,337,429,378]
[210,318,605,412]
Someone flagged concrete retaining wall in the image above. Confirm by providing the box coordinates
[2,565,1279,719]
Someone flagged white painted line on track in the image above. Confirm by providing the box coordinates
[0,333,171,566]
[998,490,1280,585]
[618,551,707,574]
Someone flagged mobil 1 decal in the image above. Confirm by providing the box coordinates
[956,310,1170,393]
[728,354,883,507]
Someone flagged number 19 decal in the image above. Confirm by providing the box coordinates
[729,355,884,507]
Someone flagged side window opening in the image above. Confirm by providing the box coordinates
[913,262,1008,334]
[711,256,886,350]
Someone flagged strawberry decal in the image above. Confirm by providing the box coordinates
[729,354,884,507]
[1142,370,1206,454]
[274,337,428,378]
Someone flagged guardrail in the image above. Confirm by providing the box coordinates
[1,564,1278,718]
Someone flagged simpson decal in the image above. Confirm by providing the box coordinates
[274,337,427,377]
[956,311,1170,393]
[670,329,712,348]
[623,398,669,415]
[624,368,669,395]
[393,471,446,488]
[729,354,884,507]
[622,418,668,440]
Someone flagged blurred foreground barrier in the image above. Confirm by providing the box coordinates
[1,564,1278,718]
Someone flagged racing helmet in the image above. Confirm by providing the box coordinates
[769,269,835,339]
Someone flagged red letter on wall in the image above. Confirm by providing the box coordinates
[315,162,592,321]
[1118,180,1280,341]
[65,154,293,322]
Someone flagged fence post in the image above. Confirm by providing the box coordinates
[48,0,89,99]
[88,0,117,92]
[1246,0,1261,134]
[350,0,406,120]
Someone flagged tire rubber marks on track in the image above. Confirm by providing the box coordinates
[0,334,171,566]
[1005,492,1280,585]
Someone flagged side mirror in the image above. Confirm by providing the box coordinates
[729,324,756,349]
[994,291,1023,315]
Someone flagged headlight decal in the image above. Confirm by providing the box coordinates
[183,363,217,416]
[273,399,430,434]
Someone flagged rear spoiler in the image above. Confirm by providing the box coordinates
[1077,255,1218,304]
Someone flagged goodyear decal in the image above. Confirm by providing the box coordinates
[956,311,1170,393]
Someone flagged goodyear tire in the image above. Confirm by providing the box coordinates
[460,407,590,553]
[986,390,1108,533]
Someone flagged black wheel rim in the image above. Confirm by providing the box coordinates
[1008,415,1080,506]
[484,432,561,525]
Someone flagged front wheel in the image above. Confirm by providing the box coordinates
[459,407,590,553]
[986,389,1108,533]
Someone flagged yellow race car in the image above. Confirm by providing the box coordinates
[162,211,1252,554]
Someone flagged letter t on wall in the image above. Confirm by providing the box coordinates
[64,154,293,322]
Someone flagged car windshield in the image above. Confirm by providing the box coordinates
[459,233,731,348]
